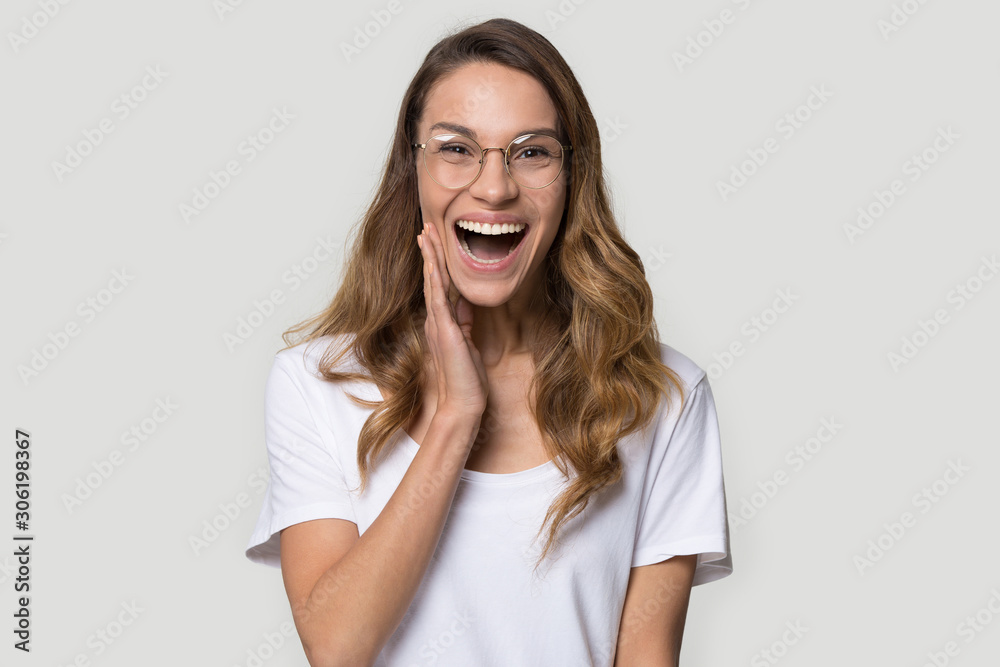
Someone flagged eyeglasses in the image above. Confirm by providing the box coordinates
[412,133,572,189]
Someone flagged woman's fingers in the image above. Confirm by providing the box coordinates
[424,222,453,307]
[420,224,453,400]
[420,225,454,348]
[424,230,450,315]
[419,226,438,336]
[418,228,442,404]
[424,225,470,340]
[416,222,487,417]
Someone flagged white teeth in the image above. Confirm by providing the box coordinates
[455,220,525,235]
[454,219,526,264]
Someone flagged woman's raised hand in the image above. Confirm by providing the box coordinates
[418,221,489,422]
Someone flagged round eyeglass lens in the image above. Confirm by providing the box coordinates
[422,134,566,188]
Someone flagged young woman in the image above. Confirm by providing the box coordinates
[246,17,732,667]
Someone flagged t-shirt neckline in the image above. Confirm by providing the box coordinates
[364,379,563,485]
[395,430,563,485]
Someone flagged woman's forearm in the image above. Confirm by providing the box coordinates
[293,410,479,667]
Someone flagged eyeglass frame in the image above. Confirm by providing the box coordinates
[412,133,573,190]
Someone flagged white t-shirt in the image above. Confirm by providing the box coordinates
[245,334,732,666]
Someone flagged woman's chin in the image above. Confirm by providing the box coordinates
[451,281,512,309]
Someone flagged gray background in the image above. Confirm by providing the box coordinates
[2,0,998,665]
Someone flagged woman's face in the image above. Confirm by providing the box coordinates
[414,62,568,308]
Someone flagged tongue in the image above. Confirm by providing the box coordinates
[467,231,514,261]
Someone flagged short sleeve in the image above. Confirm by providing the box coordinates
[631,373,733,586]
[245,352,358,568]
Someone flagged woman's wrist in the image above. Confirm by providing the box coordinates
[428,407,483,450]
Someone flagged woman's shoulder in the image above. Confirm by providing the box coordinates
[272,332,363,380]
[268,333,383,412]
[656,340,708,394]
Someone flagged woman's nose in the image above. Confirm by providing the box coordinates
[470,148,518,201]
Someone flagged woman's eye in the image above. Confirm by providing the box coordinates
[515,147,551,159]
[441,144,473,155]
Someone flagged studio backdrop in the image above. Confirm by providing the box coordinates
[2,0,998,665]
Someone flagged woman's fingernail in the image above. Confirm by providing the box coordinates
[417,235,423,249]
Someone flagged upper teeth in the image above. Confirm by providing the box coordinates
[456,220,525,235]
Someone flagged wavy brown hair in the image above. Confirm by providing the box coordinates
[281,17,685,566]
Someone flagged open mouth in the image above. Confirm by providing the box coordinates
[454,220,527,264]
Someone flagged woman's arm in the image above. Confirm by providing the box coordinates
[280,222,489,667]
[280,410,479,667]
[614,554,698,667]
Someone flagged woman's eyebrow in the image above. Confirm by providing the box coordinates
[427,121,561,141]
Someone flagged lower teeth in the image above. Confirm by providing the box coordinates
[459,231,521,264]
